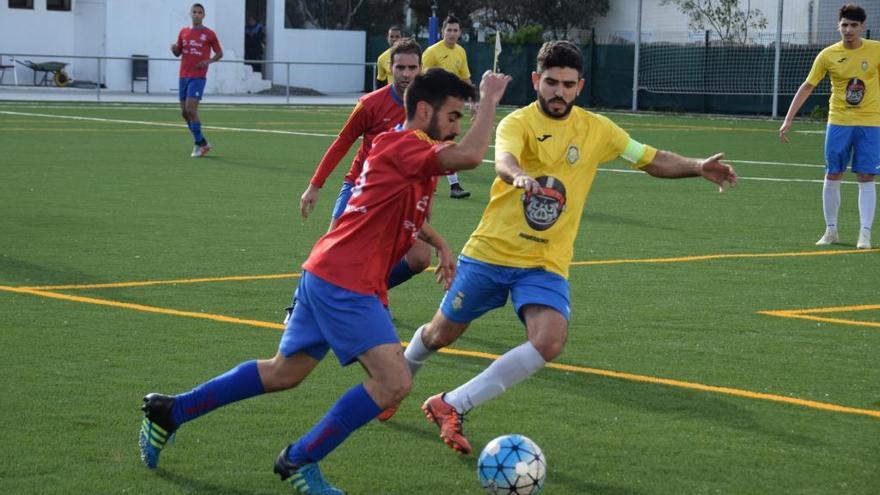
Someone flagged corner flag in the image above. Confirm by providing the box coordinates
[493,34,502,72]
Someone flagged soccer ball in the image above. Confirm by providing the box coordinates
[477,434,546,495]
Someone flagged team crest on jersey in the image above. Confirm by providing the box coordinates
[846,78,865,105]
[565,145,580,165]
[521,175,566,231]
[200,33,207,41]
[862,60,869,71]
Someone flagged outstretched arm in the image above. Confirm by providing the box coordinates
[779,82,816,143]
[641,151,737,193]
[496,152,542,195]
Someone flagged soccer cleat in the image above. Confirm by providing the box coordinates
[421,393,472,455]
[376,405,398,422]
[274,446,346,495]
[190,145,203,158]
[449,183,471,199]
[815,228,839,246]
[857,230,872,249]
[139,393,178,469]
[199,141,212,157]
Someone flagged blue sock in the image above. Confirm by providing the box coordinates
[170,360,265,428]
[387,258,417,289]
[190,121,205,145]
[287,383,382,465]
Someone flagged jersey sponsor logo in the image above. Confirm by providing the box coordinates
[565,144,580,165]
[846,78,866,105]
[521,175,566,231]
[862,60,869,71]
[536,134,552,142]
[838,57,848,63]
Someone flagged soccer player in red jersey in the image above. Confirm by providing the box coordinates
[299,39,432,292]
[171,3,222,158]
[138,68,511,493]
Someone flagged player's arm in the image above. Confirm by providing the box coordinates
[171,32,182,57]
[436,71,511,172]
[641,149,737,193]
[417,222,455,290]
[496,152,542,194]
[779,82,816,143]
[300,104,368,218]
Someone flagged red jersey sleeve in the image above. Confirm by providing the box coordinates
[209,30,222,54]
[386,131,446,181]
[310,101,370,188]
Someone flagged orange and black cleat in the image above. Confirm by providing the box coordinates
[376,404,398,422]
[421,393,471,454]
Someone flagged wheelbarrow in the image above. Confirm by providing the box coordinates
[16,59,70,87]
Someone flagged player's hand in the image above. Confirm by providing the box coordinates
[195,60,210,69]
[700,153,737,193]
[434,243,456,291]
[778,120,792,143]
[479,71,512,106]
[300,184,320,218]
[512,173,541,195]
[171,43,181,57]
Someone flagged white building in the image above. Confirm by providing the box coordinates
[0,0,366,94]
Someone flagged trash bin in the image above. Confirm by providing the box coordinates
[131,55,149,93]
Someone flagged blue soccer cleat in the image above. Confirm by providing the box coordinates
[138,393,177,469]
[274,446,346,495]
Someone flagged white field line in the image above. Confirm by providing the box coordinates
[0,110,842,183]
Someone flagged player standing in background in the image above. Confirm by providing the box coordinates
[138,68,511,493]
[375,25,403,87]
[423,14,472,199]
[299,40,433,293]
[171,3,222,158]
[397,41,736,455]
[780,3,878,249]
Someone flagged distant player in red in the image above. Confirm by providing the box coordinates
[171,3,222,158]
[139,69,512,494]
[299,39,432,293]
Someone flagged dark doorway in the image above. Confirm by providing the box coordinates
[245,0,267,76]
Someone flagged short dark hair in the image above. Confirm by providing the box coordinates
[191,3,205,11]
[839,3,866,23]
[404,68,476,120]
[537,40,583,76]
[443,14,461,29]
[388,25,403,33]
[390,38,422,66]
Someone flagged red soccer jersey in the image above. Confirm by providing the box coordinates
[303,130,449,305]
[177,26,221,78]
[309,85,406,188]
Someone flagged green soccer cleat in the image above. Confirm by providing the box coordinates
[274,446,346,494]
[138,393,177,469]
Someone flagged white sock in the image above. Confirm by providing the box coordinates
[822,179,841,230]
[447,173,460,186]
[858,181,876,232]
[444,341,546,414]
[403,325,434,377]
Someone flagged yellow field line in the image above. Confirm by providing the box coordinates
[759,304,880,329]
[765,304,880,315]
[23,248,876,291]
[1,283,877,420]
[22,273,300,290]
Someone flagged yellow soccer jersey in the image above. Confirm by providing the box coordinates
[376,48,392,82]
[806,39,880,126]
[422,41,471,80]
[462,102,656,278]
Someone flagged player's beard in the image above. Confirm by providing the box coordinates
[426,112,457,141]
[538,95,575,119]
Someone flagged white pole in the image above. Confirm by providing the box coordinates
[772,0,784,118]
[632,0,642,112]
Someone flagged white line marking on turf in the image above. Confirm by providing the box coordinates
[0,110,842,183]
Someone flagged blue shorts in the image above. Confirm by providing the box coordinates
[825,124,880,174]
[179,77,207,101]
[278,271,398,366]
[331,181,354,219]
[439,256,571,324]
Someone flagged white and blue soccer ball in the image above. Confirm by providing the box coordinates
[477,434,546,495]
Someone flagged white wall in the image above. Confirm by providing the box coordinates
[265,0,365,93]
[0,1,76,83]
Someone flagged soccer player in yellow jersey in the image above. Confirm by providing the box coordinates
[423,14,472,199]
[396,41,737,455]
[780,4,878,249]
[375,25,402,87]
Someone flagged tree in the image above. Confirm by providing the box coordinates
[660,0,769,43]
[285,0,371,30]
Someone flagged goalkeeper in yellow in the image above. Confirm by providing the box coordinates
[780,3,878,249]
[391,40,737,454]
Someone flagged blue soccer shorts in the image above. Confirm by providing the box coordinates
[825,124,880,174]
[439,255,571,324]
[331,181,355,219]
[279,271,399,366]
[179,77,207,101]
